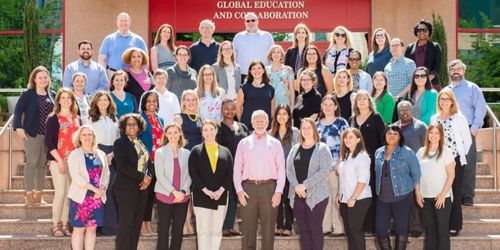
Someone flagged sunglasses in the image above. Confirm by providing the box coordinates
[334,33,346,38]
[416,28,429,33]
[414,74,427,79]
[246,19,256,23]
[375,33,386,38]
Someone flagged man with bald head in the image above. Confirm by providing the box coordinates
[234,110,285,250]
[99,12,148,77]
[233,12,274,82]
[384,38,416,100]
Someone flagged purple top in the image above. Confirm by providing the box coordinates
[126,68,152,92]
[156,157,190,204]
[38,94,53,135]
[415,45,426,67]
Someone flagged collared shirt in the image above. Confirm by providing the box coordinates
[384,56,416,96]
[338,152,372,203]
[233,132,286,193]
[99,31,148,70]
[189,39,219,72]
[233,29,275,74]
[63,59,109,95]
[446,79,487,131]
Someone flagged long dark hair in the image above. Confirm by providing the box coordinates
[422,124,444,159]
[270,104,293,144]
[246,60,270,84]
[302,45,323,70]
[409,67,432,100]
[89,91,117,122]
[340,128,367,161]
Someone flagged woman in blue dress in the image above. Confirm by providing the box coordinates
[68,125,110,250]
[110,70,138,119]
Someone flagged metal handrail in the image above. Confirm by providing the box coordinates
[0,115,14,190]
[486,105,499,190]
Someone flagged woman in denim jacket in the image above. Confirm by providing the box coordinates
[374,125,421,250]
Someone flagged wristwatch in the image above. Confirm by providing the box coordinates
[350,195,358,201]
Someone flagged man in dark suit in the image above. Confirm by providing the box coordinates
[405,19,443,91]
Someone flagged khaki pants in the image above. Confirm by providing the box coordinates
[322,171,344,234]
[50,161,70,224]
[193,203,227,250]
[240,182,278,250]
[24,134,47,191]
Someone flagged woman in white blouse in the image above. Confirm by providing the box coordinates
[430,88,471,237]
[336,128,372,250]
[89,91,120,235]
[416,124,455,250]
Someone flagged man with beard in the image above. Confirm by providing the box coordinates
[63,40,109,95]
[445,59,487,206]
[391,100,427,238]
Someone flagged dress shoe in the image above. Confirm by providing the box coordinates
[462,197,474,206]
[408,231,422,238]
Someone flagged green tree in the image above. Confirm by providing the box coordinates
[23,0,41,84]
[431,13,448,86]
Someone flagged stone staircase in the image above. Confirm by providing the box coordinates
[1,129,500,249]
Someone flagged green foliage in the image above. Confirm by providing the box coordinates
[430,13,448,86]
[23,0,41,84]
[0,0,24,30]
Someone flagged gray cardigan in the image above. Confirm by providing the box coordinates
[287,142,333,209]
[212,63,241,93]
[154,145,192,195]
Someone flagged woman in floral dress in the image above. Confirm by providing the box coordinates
[266,45,295,108]
[68,125,110,250]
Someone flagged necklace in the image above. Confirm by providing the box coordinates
[185,113,198,122]
[84,150,95,160]
[252,82,264,88]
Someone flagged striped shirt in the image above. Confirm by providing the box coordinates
[38,94,53,135]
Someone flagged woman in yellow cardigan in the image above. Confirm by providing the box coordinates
[371,71,395,124]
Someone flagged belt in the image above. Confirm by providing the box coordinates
[243,179,276,185]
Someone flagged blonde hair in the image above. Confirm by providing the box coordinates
[28,66,52,90]
[216,41,235,68]
[437,88,459,115]
[180,90,199,113]
[333,68,353,93]
[72,125,97,148]
[329,26,353,50]
[161,123,186,147]
[196,65,221,98]
[352,90,376,117]
[299,118,320,144]
[267,44,285,63]
[122,47,149,65]
[292,23,312,48]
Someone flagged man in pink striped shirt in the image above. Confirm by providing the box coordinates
[234,110,286,250]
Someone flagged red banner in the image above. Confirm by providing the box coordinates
[150,0,371,32]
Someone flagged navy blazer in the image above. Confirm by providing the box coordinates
[188,143,233,210]
[405,41,442,86]
[13,88,56,137]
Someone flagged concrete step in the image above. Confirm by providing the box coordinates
[11,176,53,190]
[0,190,54,204]
[462,219,500,235]
[463,204,500,219]
[0,204,52,219]
[476,162,490,175]
[477,175,495,189]
[475,189,500,203]
[0,233,499,250]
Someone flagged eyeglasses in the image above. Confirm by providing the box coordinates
[221,47,232,51]
[349,58,360,62]
[416,28,429,33]
[375,33,386,38]
[439,97,452,102]
[413,74,427,79]
[449,67,464,72]
[246,19,256,23]
[334,32,346,38]
[126,123,138,127]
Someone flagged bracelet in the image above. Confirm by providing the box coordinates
[350,195,357,201]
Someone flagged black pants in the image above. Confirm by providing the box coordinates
[422,197,452,250]
[340,198,371,250]
[276,180,293,231]
[115,188,147,250]
[157,201,189,250]
[376,194,412,237]
[363,167,376,233]
[408,191,423,232]
[450,157,464,231]
[143,177,156,221]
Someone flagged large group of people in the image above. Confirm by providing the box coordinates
[12,10,488,250]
